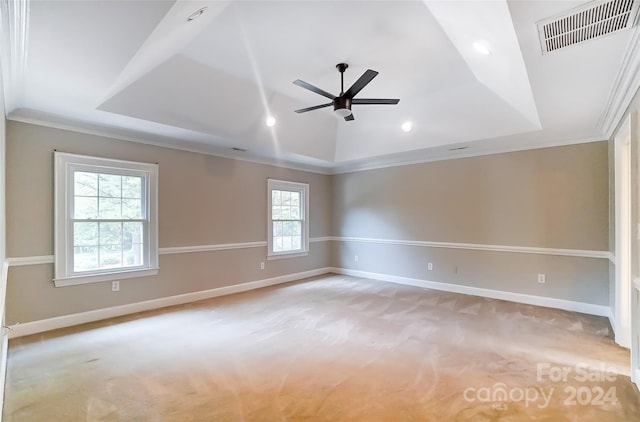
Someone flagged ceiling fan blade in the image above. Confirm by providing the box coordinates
[294,103,333,113]
[352,98,400,105]
[293,79,336,100]
[344,113,355,121]
[343,69,378,99]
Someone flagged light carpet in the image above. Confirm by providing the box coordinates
[4,275,640,421]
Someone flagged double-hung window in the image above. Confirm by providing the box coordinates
[267,179,309,259]
[54,152,159,287]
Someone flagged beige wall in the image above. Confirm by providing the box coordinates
[332,143,610,305]
[628,90,640,292]
[0,69,6,309]
[5,120,613,323]
[5,121,332,323]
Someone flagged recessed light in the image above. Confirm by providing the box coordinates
[265,116,277,127]
[473,41,491,56]
[401,121,413,132]
[187,7,207,22]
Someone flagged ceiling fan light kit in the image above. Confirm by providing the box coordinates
[293,63,400,121]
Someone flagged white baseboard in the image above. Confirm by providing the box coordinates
[607,308,617,337]
[330,268,611,317]
[8,266,613,338]
[8,267,331,338]
[0,331,7,419]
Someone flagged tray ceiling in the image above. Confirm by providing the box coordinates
[2,0,638,172]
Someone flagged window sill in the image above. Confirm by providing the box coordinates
[267,251,309,261]
[53,267,159,287]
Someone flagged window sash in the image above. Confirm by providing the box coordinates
[68,218,149,276]
[54,152,159,286]
[267,179,309,258]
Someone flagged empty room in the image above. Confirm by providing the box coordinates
[1,0,640,420]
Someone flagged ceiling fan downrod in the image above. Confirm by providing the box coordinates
[336,63,348,95]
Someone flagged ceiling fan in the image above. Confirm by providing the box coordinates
[293,63,400,121]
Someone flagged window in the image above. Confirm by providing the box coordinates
[54,152,158,287]
[267,179,309,259]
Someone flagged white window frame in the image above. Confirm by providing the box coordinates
[267,179,309,259]
[54,152,159,287]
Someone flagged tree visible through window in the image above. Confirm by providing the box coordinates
[268,179,309,258]
[73,172,145,272]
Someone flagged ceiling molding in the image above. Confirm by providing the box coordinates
[9,112,608,176]
[6,114,334,175]
[331,135,606,175]
[0,0,29,112]
[597,23,640,139]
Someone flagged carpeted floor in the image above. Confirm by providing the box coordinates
[4,275,640,421]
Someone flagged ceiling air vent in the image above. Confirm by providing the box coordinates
[537,0,639,54]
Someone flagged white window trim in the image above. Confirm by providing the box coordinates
[267,179,309,260]
[54,152,159,287]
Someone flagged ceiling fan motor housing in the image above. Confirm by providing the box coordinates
[334,97,352,114]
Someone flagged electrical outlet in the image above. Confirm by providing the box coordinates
[112,281,120,292]
[538,274,546,284]
[354,255,359,262]
[427,263,433,271]
[260,262,265,270]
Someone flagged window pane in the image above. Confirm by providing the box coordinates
[283,221,292,236]
[74,172,98,196]
[74,246,98,272]
[281,206,291,219]
[282,191,291,206]
[122,198,143,219]
[123,222,143,246]
[272,190,281,206]
[272,205,282,220]
[292,236,301,250]
[99,198,122,219]
[100,244,122,268]
[283,236,292,250]
[123,243,144,267]
[290,206,300,219]
[74,196,98,219]
[273,221,283,236]
[122,176,142,199]
[98,174,121,197]
[74,222,98,246]
[293,221,301,235]
[291,192,300,206]
[99,222,122,246]
[273,236,283,252]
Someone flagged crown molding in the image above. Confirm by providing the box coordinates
[598,24,640,139]
[0,0,29,112]
[331,135,605,174]
[7,114,334,175]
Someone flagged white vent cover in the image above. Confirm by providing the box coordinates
[537,0,639,53]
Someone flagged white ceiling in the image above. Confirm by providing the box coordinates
[2,0,639,173]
